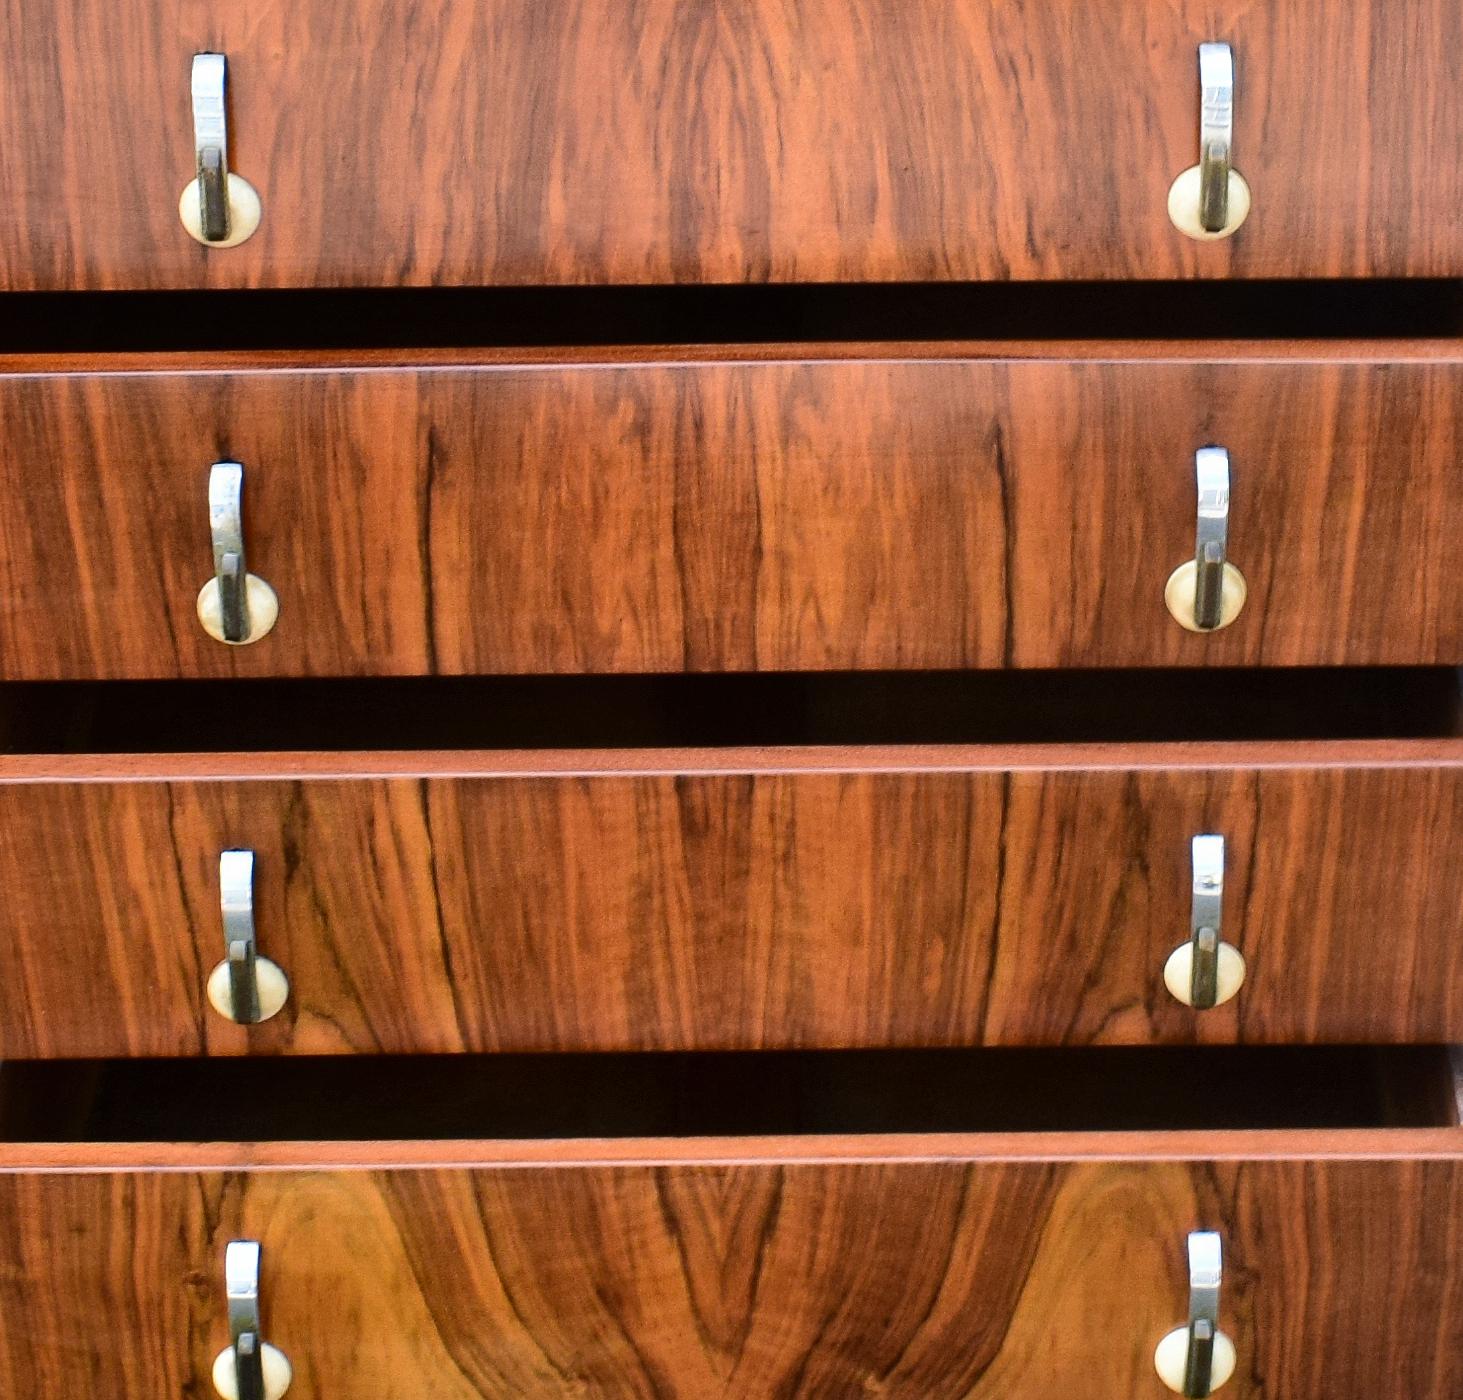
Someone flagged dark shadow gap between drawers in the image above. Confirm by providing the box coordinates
[0,1046,1454,1142]
[0,668,1456,753]
[1,280,1459,353]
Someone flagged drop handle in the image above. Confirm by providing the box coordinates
[1169,42,1251,240]
[207,850,289,1025]
[1196,42,1235,232]
[1164,835,1245,1009]
[1165,449,1247,633]
[1192,447,1230,630]
[213,1241,292,1400]
[198,463,279,645]
[181,54,261,247]
[1155,1232,1236,1395]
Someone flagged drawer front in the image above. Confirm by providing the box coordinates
[3,746,1457,1058]
[3,2,1461,288]
[1,350,1459,678]
[0,1139,1456,1397]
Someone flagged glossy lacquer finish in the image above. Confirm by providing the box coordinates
[2,1,1462,287]
[0,344,1459,678]
[0,1134,1456,1397]
[0,742,1457,1058]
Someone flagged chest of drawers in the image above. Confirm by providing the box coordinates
[2,1,1460,1395]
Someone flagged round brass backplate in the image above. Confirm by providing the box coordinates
[1167,165,1251,241]
[179,172,262,248]
[205,956,290,1024]
[1154,1325,1237,1394]
[196,573,279,645]
[1164,560,1247,632]
[212,1342,293,1400]
[1162,941,1247,1010]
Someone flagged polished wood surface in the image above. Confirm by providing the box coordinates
[0,1137,1455,1397]
[3,1,1462,288]
[1,345,1460,677]
[4,1126,1462,1171]
[4,737,1458,781]
[0,741,1456,1058]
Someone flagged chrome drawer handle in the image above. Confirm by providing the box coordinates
[198,463,279,645]
[1169,43,1250,240]
[213,1241,292,1400]
[181,54,261,248]
[192,53,231,242]
[1155,1232,1236,1395]
[208,850,289,1025]
[1196,43,1235,233]
[1188,834,1224,1007]
[1166,449,1247,633]
[1164,835,1245,1009]
[1192,447,1231,630]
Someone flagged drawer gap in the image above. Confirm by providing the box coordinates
[0,1045,1453,1144]
[0,668,1456,753]
[2,281,1461,353]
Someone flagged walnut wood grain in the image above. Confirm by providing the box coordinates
[0,1141,1455,1397]
[5,1127,1463,1171]
[3,738,1457,782]
[6,339,1463,373]
[0,742,1455,1058]
[1,346,1460,677]
[3,1,1462,288]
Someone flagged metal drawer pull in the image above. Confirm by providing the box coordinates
[181,54,261,248]
[1196,43,1234,232]
[213,1241,292,1400]
[1155,1232,1236,1395]
[1191,447,1230,630]
[207,850,289,1025]
[192,53,231,242]
[227,1242,266,1400]
[1168,43,1250,240]
[1165,449,1247,632]
[1164,835,1245,1009]
[209,463,249,642]
[1188,834,1223,1008]
[198,463,279,645]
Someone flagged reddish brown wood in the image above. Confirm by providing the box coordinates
[4,339,1463,374]
[0,345,1460,677]
[0,1138,1455,1397]
[0,741,1456,1058]
[3,1127,1462,1172]
[0,738,1456,782]
[2,2,1462,288]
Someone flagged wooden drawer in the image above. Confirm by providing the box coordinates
[3,740,1458,1059]
[1,342,1461,678]
[3,2,1461,289]
[0,1044,1457,1400]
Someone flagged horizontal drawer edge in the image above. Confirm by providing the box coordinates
[4,338,1463,377]
[3,738,1461,783]
[1,1127,1459,1174]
